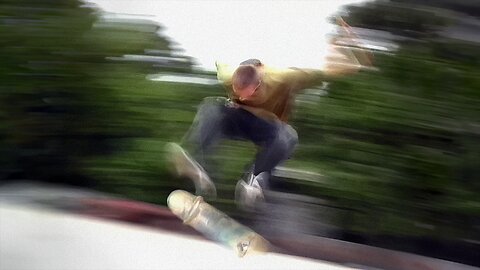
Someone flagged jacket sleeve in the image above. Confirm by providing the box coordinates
[215,61,238,99]
[276,67,327,93]
[215,61,235,86]
[279,44,374,93]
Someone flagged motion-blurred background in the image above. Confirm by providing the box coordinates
[0,0,479,267]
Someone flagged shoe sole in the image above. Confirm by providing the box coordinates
[235,180,264,211]
[166,142,217,199]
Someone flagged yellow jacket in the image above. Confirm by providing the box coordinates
[216,63,325,123]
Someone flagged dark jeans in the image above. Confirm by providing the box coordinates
[184,97,298,185]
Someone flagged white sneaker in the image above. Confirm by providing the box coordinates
[235,172,267,211]
[165,142,217,199]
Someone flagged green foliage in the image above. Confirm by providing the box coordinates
[293,40,479,240]
[0,0,194,186]
[339,1,449,38]
[301,0,480,241]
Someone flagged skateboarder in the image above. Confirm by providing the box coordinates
[167,18,372,210]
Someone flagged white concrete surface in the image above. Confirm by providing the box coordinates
[0,204,357,270]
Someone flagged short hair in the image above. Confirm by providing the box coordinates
[239,58,262,67]
[232,65,260,92]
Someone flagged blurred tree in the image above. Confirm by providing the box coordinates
[0,0,195,187]
[392,0,480,18]
[292,0,480,258]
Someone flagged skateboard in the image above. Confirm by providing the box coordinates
[167,189,270,257]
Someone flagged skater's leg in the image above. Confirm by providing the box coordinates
[228,110,298,210]
[168,97,228,198]
[222,108,299,184]
[183,97,229,169]
[253,123,298,176]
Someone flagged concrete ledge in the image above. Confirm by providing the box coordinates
[270,234,479,270]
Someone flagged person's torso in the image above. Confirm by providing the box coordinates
[231,71,296,122]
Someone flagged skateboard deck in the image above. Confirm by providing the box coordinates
[167,190,270,257]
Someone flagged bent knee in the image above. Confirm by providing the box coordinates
[283,125,298,148]
[197,96,227,116]
[271,125,298,155]
[201,96,228,107]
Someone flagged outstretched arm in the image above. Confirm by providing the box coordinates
[337,17,374,67]
[215,61,235,84]
[280,17,374,91]
[323,16,374,77]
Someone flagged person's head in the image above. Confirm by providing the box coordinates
[232,59,263,100]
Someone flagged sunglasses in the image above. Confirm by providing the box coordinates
[236,80,262,101]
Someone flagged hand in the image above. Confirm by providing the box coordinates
[336,16,349,27]
[336,16,356,38]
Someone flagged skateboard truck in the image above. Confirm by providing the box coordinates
[237,239,251,257]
